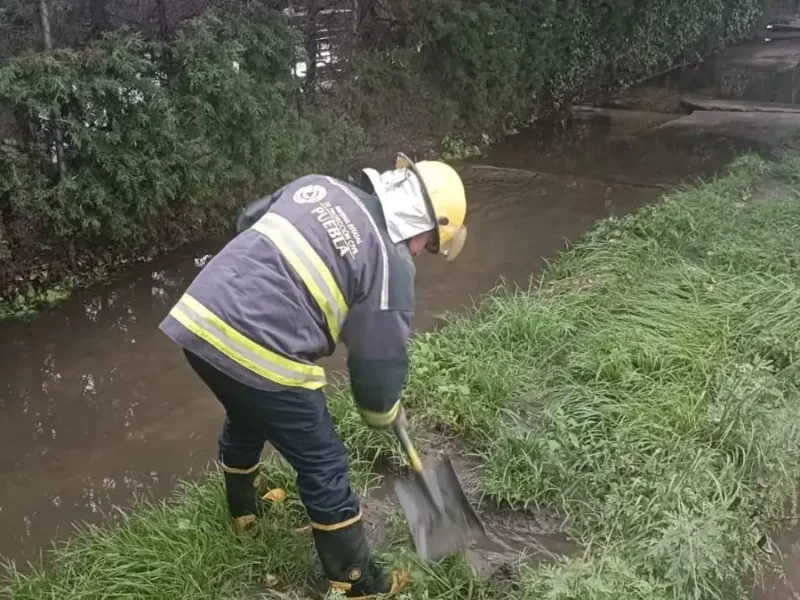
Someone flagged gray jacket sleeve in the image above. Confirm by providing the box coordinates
[342,241,415,427]
[343,308,412,427]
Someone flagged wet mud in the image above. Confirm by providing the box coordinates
[261,434,576,600]
[244,437,573,600]
[3,32,800,596]
[752,519,800,600]
[417,440,573,577]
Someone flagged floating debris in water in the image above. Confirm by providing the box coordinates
[194,254,213,268]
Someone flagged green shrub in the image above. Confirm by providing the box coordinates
[0,8,363,259]
[0,0,765,302]
[412,1,526,132]
[1,32,190,244]
[405,0,763,134]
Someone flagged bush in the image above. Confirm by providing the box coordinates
[0,7,363,264]
[0,33,187,244]
[0,0,764,302]
[411,1,526,132]
[406,0,763,133]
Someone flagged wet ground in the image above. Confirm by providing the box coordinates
[249,437,577,599]
[3,25,800,595]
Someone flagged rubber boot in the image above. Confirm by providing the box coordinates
[221,462,262,534]
[312,517,409,598]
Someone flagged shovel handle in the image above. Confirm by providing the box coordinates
[394,424,424,473]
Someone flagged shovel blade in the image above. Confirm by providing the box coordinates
[392,456,486,562]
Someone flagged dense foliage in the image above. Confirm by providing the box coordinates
[0,0,764,306]
[409,0,763,131]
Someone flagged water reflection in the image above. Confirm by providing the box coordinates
[0,242,224,562]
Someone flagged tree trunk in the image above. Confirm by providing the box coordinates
[38,0,53,48]
[304,0,319,104]
[156,0,169,40]
[38,0,67,179]
[356,0,378,50]
[155,0,175,86]
[351,0,358,60]
[89,0,109,36]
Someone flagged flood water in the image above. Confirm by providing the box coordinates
[0,36,796,591]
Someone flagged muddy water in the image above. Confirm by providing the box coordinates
[0,102,756,571]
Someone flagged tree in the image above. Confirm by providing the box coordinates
[38,0,67,178]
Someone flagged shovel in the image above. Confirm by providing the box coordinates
[391,423,487,562]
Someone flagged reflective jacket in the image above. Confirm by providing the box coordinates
[159,174,414,426]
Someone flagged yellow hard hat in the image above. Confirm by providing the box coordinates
[396,153,468,261]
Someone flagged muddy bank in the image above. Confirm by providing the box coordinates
[381,436,575,576]
[597,37,800,115]
[240,438,578,599]
[753,518,800,600]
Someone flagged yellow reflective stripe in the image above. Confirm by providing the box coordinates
[330,582,353,592]
[171,306,324,389]
[171,294,326,389]
[220,462,260,475]
[310,511,362,532]
[358,400,401,428]
[180,295,323,379]
[252,213,348,342]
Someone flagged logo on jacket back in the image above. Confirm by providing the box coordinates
[293,184,327,204]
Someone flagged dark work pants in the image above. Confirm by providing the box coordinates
[184,349,360,527]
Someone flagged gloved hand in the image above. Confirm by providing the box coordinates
[359,402,407,430]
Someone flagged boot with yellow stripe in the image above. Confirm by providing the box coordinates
[312,516,409,598]
[221,462,285,534]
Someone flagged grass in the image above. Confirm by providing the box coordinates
[5,153,800,599]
